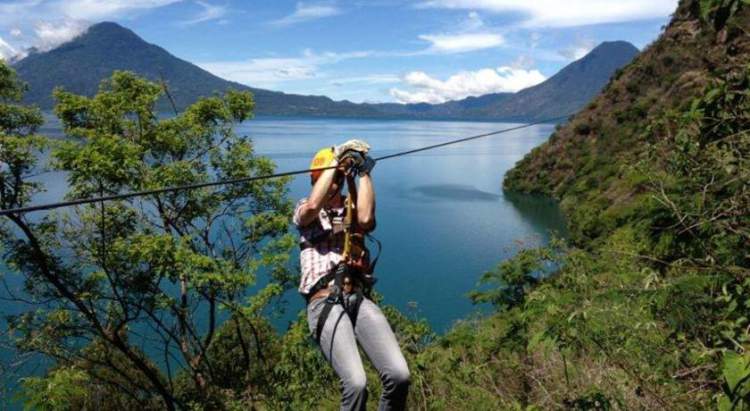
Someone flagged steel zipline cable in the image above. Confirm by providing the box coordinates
[0,114,572,217]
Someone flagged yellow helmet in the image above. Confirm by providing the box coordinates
[309,146,336,184]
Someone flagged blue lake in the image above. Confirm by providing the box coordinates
[1,116,565,405]
[11,116,567,331]
[236,117,565,332]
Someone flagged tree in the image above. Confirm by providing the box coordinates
[467,243,560,407]
[0,60,47,399]
[469,245,558,311]
[0,66,295,409]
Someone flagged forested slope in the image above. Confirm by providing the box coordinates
[483,0,750,408]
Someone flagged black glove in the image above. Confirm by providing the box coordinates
[339,150,365,172]
[356,155,376,176]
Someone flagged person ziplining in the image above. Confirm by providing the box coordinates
[293,140,410,411]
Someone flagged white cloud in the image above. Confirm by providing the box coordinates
[330,74,400,87]
[417,0,677,27]
[197,49,372,88]
[0,0,186,60]
[558,37,595,60]
[179,1,226,26]
[0,37,19,61]
[510,54,534,69]
[0,1,43,20]
[462,11,484,30]
[34,20,89,51]
[529,32,541,48]
[55,0,183,21]
[415,11,503,55]
[270,2,342,27]
[0,0,182,23]
[419,32,504,53]
[389,66,545,104]
[199,57,318,85]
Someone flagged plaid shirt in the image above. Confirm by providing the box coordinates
[293,198,347,295]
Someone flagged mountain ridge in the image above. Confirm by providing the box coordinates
[14,22,638,121]
[13,22,380,117]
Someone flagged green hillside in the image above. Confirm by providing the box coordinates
[492,0,749,408]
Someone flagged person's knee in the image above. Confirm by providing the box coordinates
[386,365,410,389]
[345,371,368,395]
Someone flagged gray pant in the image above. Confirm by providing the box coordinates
[307,293,410,411]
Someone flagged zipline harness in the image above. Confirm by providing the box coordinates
[304,170,381,344]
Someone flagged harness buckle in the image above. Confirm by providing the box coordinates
[325,285,340,304]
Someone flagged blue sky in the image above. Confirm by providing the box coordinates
[0,0,678,103]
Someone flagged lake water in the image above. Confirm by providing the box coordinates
[1,116,565,406]
[11,116,567,331]
[240,118,566,332]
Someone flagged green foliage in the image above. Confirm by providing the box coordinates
[469,245,559,310]
[263,312,338,409]
[173,315,280,408]
[699,0,748,29]
[573,122,591,135]
[643,67,750,361]
[565,391,612,410]
[499,7,750,406]
[0,66,294,410]
[718,351,750,410]
[0,103,43,136]
[19,367,90,411]
[0,61,48,216]
[0,62,26,102]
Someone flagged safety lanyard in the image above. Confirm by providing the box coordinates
[342,174,358,262]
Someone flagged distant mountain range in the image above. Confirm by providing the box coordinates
[362,41,639,121]
[12,22,639,121]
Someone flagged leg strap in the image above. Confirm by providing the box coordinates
[314,291,366,344]
[347,290,365,329]
[315,299,336,344]
[312,264,370,344]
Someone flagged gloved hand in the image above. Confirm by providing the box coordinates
[339,150,365,170]
[333,139,370,161]
[356,155,376,176]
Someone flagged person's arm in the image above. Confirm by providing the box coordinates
[357,173,375,231]
[296,159,340,227]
